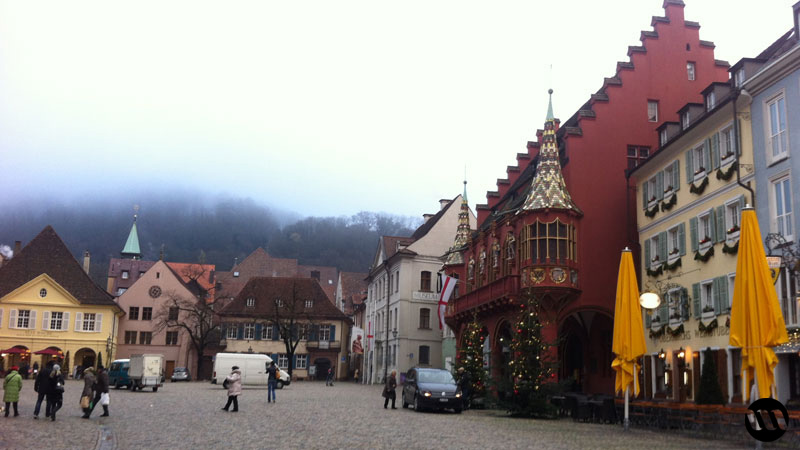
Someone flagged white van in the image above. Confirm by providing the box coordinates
[212,353,291,389]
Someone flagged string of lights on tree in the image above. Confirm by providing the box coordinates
[455,313,486,399]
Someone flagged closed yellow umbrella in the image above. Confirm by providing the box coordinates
[612,248,647,430]
[729,207,789,401]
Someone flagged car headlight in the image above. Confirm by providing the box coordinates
[423,391,432,397]
[455,392,462,398]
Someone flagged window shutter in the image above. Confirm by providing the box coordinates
[62,312,69,331]
[642,182,649,209]
[75,312,83,331]
[703,138,711,171]
[715,206,726,243]
[679,223,686,256]
[95,313,103,333]
[656,171,664,201]
[9,309,17,329]
[658,231,667,262]
[681,288,690,320]
[738,194,746,211]
[645,309,651,328]
[29,310,36,330]
[272,325,279,341]
[255,324,262,340]
[644,239,651,268]
[672,160,681,192]
[708,208,717,243]
[330,325,336,342]
[43,311,51,330]
[714,277,725,315]
[686,150,694,183]
[690,217,698,252]
[659,302,668,324]
[310,325,318,341]
[692,283,701,319]
[237,324,244,340]
[717,275,731,315]
[711,133,720,170]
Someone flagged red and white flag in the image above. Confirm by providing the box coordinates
[438,273,457,330]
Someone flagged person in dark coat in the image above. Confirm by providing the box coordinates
[86,366,109,418]
[45,364,65,421]
[383,370,397,409]
[80,367,96,418]
[266,362,278,403]
[457,367,471,410]
[33,361,54,419]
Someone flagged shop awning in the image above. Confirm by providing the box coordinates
[0,346,30,354]
[33,347,62,356]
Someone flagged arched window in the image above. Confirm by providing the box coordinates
[524,219,577,263]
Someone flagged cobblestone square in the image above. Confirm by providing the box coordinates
[0,379,767,449]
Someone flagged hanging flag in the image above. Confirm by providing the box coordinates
[438,273,457,330]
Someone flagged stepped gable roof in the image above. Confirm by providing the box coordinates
[410,196,457,240]
[0,226,117,307]
[520,90,582,215]
[220,277,349,321]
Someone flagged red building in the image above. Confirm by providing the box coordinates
[445,0,729,395]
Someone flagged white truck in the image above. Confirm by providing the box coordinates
[212,353,291,389]
[129,354,164,392]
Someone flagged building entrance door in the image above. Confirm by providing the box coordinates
[165,360,175,379]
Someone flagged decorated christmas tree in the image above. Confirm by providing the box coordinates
[696,347,725,405]
[505,291,559,417]
[62,350,70,377]
[454,314,487,403]
[97,351,103,370]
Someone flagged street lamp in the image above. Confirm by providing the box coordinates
[639,292,661,310]
[392,329,398,367]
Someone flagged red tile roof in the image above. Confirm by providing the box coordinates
[0,226,118,308]
[219,277,350,322]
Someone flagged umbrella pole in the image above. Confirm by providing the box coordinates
[624,386,630,431]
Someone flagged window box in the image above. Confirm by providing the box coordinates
[650,256,662,271]
[693,167,706,182]
[648,196,658,210]
[720,151,736,167]
[667,248,680,264]
[650,315,663,330]
[698,238,712,251]
[702,307,716,321]
[669,312,683,328]
[726,225,740,242]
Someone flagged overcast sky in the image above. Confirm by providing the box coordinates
[0,0,793,219]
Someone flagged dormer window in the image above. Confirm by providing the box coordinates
[734,68,745,87]
[233,271,240,277]
[706,91,716,111]
[687,62,696,81]
[682,112,690,129]
[246,297,255,307]
[660,129,668,146]
[121,270,129,280]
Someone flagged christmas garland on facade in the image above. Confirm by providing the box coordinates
[666,323,684,337]
[660,193,677,211]
[664,257,681,272]
[646,264,664,277]
[698,318,718,333]
[649,324,666,339]
[716,161,738,181]
[722,240,739,254]
[689,176,709,195]
[694,245,715,262]
[645,203,659,218]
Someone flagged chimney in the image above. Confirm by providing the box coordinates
[423,214,434,223]
[14,241,21,255]
[83,251,91,274]
[439,199,450,210]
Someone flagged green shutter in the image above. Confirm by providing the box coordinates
[673,160,681,192]
[642,182,649,209]
[644,239,651,268]
[712,133,721,170]
[703,138,712,171]
[645,310,651,328]
[681,288,690,320]
[679,223,686,256]
[660,302,669,323]
[709,208,717,243]
[237,324,244,340]
[658,231,668,262]
[715,205,726,243]
[712,278,722,315]
[719,276,730,313]
[272,325,279,340]
[739,194,746,212]
[686,150,694,183]
[330,325,336,342]
[693,283,701,319]
[656,171,664,200]
[255,324,263,340]
[690,217,698,252]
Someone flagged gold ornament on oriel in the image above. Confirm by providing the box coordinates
[531,268,546,284]
[550,267,566,284]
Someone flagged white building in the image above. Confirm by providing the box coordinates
[364,195,476,384]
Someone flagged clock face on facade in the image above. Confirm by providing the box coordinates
[149,286,162,298]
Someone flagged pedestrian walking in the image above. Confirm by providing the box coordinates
[86,365,109,418]
[221,366,242,412]
[354,369,359,384]
[382,370,397,409]
[457,367,471,410]
[80,367,96,418]
[266,362,277,403]
[3,365,22,417]
[326,367,334,386]
[33,360,54,419]
[45,364,65,421]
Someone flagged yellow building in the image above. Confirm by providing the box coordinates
[0,226,124,376]
[632,81,753,404]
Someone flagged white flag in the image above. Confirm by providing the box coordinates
[438,273,457,330]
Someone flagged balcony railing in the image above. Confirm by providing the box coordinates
[305,340,341,350]
[449,275,520,317]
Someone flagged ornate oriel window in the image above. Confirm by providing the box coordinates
[522,218,577,263]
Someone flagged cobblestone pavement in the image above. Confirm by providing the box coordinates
[0,379,775,449]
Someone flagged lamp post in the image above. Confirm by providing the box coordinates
[392,329,398,368]
[106,336,113,362]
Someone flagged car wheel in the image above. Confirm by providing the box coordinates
[414,394,422,412]
[455,408,463,414]
[277,380,284,389]
[114,382,121,390]
[402,396,409,408]
[153,386,158,392]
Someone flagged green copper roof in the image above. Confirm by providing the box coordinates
[121,217,142,259]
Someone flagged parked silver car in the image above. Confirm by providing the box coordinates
[171,367,191,382]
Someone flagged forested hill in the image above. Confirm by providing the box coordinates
[0,194,420,286]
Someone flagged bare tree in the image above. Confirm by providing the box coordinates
[259,283,315,377]
[154,288,220,380]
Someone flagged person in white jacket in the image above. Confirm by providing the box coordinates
[221,366,242,412]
